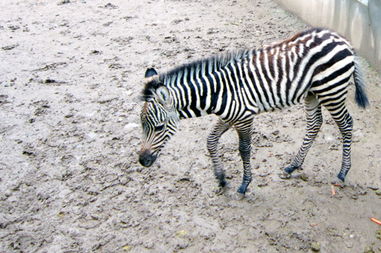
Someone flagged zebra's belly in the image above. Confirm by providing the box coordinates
[246,95,306,115]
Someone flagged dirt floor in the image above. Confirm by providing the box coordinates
[1,0,381,252]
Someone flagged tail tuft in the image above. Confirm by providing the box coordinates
[353,58,369,108]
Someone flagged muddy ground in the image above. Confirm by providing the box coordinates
[1,0,381,252]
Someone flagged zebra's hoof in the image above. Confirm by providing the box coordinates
[332,175,345,188]
[215,181,228,195]
[232,191,246,200]
[219,179,227,188]
[216,174,227,188]
[215,186,226,195]
[284,165,299,174]
[337,173,346,183]
[237,184,248,195]
[279,171,292,180]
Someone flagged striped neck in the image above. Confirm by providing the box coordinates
[160,50,252,119]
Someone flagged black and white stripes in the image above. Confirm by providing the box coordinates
[139,28,369,194]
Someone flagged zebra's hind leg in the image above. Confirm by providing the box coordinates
[207,119,231,191]
[235,117,254,195]
[285,93,323,175]
[325,105,353,184]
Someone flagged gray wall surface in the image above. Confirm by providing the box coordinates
[275,0,381,74]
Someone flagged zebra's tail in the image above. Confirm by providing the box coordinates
[353,57,369,108]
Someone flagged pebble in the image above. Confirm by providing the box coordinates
[278,172,291,179]
[177,242,189,250]
[299,173,308,182]
[257,180,268,187]
[122,245,132,251]
[2,44,19,50]
[104,3,118,9]
[143,240,154,249]
[58,0,70,4]
[311,242,320,252]
[90,50,102,55]
[368,186,379,191]
[376,229,381,240]
[272,130,279,136]
[124,123,139,131]
[363,246,375,253]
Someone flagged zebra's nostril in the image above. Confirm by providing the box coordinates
[139,151,157,167]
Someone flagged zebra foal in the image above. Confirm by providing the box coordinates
[138,28,369,195]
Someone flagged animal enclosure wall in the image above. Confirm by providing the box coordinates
[275,0,381,74]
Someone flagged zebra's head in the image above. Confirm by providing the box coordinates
[139,68,179,167]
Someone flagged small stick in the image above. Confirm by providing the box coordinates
[370,217,381,225]
[331,184,336,196]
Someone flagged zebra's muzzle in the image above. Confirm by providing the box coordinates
[139,150,157,167]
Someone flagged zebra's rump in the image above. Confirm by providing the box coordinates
[246,28,356,113]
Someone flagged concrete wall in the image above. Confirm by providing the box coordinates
[275,0,381,74]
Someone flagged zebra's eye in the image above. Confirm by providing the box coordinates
[154,124,165,132]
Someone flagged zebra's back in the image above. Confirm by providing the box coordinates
[238,28,356,116]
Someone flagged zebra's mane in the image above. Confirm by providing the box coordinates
[142,77,162,101]
[161,49,251,82]
[142,49,251,101]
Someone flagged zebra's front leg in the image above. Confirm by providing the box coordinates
[207,120,231,191]
[235,119,254,195]
[285,94,323,175]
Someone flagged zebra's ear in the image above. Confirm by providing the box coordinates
[156,86,172,108]
[145,68,158,78]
